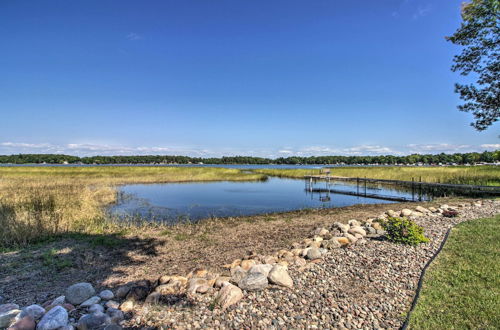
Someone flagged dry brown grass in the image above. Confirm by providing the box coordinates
[0,166,265,248]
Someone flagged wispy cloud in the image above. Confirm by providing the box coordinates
[413,4,432,19]
[0,142,498,158]
[126,32,142,41]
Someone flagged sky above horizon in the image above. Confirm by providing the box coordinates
[1,0,498,158]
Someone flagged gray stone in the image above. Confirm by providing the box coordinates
[77,312,111,330]
[248,264,273,277]
[80,296,101,308]
[103,325,122,330]
[87,304,104,314]
[238,272,268,291]
[36,306,68,330]
[230,266,247,284]
[65,283,95,305]
[106,308,124,324]
[0,296,4,304]
[18,305,45,321]
[98,290,114,301]
[114,286,130,300]
[0,304,19,314]
[306,248,322,260]
[268,265,293,288]
[0,308,21,328]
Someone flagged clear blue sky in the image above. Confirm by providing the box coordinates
[0,0,498,157]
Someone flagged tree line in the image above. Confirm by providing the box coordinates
[0,151,498,165]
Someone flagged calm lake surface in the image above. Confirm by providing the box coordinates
[109,177,423,223]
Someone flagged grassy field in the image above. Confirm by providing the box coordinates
[0,166,265,247]
[408,215,500,329]
[254,166,500,186]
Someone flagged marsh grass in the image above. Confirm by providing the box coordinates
[0,166,266,247]
[254,166,500,186]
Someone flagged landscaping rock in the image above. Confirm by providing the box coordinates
[313,227,329,236]
[348,226,366,236]
[77,312,111,330]
[400,209,412,216]
[268,265,293,288]
[0,309,21,328]
[415,206,429,214]
[106,308,124,324]
[230,266,247,284]
[36,306,68,330]
[240,259,256,271]
[321,239,341,250]
[306,248,322,260]
[104,301,119,310]
[18,305,45,321]
[238,272,268,291]
[114,286,130,300]
[87,304,104,314]
[386,210,399,217]
[125,286,149,302]
[348,219,360,227]
[144,293,161,305]
[118,300,134,313]
[0,304,19,314]
[248,264,273,277]
[98,290,114,301]
[215,283,243,309]
[66,283,95,305]
[187,278,210,294]
[80,297,100,308]
[8,315,36,330]
[335,237,350,245]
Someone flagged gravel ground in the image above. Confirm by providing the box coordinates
[122,200,500,329]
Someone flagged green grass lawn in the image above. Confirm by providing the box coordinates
[408,214,500,329]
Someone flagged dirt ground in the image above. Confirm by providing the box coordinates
[0,198,473,306]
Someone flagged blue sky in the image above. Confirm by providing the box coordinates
[0,0,498,157]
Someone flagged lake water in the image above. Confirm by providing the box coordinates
[109,177,423,223]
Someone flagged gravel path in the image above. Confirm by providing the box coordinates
[123,200,499,329]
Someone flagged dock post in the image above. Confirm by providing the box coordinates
[364,176,367,197]
[412,177,415,201]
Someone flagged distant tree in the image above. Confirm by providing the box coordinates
[446,0,500,130]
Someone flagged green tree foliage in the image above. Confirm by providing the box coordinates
[0,151,498,165]
[446,0,500,130]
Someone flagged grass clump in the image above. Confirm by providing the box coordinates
[408,215,500,329]
[381,217,429,245]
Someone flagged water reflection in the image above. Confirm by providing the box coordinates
[109,177,424,224]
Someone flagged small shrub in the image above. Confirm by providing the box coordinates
[381,217,429,246]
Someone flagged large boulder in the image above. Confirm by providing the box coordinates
[36,306,68,330]
[18,305,45,321]
[77,312,111,330]
[8,315,36,330]
[248,264,273,277]
[0,308,21,328]
[268,265,293,288]
[65,283,95,305]
[400,209,412,217]
[306,248,322,260]
[215,282,243,309]
[238,272,268,291]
